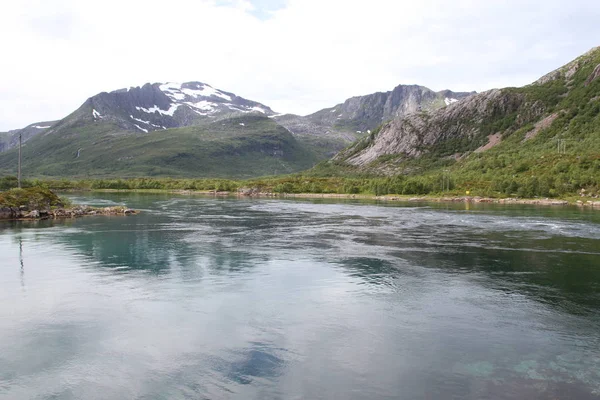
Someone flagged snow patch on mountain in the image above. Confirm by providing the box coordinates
[133,124,148,133]
[250,106,266,113]
[130,115,163,128]
[92,109,103,119]
[186,101,217,112]
[444,98,459,106]
[32,125,51,129]
[136,104,180,116]
[160,82,232,102]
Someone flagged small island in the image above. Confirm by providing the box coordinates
[0,187,138,220]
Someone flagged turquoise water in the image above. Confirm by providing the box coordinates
[1,193,599,399]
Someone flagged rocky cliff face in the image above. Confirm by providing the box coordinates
[335,47,600,173]
[339,89,527,166]
[274,84,474,146]
[54,82,275,134]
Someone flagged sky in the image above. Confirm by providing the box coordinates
[1,0,599,131]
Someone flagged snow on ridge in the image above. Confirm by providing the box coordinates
[32,125,51,129]
[163,91,186,101]
[92,109,103,119]
[250,106,266,114]
[129,115,162,128]
[136,104,180,116]
[182,85,232,101]
[159,82,182,91]
[226,104,247,113]
[158,82,232,102]
[444,98,459,106]
[186,100,217,112]
[133,124,148,133]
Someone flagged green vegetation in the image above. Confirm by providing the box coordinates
[0,187,65,209]
[0,52,598,201]
[311,48,600,199]
[0,115,321,179]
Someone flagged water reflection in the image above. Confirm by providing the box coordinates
[1,194,599,399]
[19,237,24,289]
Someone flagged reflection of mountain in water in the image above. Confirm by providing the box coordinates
[4,194,600,316]
[15,211,270,275]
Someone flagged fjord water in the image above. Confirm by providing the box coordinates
[1,194,599,400]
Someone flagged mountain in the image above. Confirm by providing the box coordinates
[327,47,600,197]
[274,85,474,152]
[0,80,475,179]
[72,81,276,133]
[0,121,58,153]
[0,82,324,178]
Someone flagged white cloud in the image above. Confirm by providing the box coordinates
[0,0,599,130]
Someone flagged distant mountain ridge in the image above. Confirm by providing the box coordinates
[0,79,476,178]
[275,84,474,148]
[0,121,58,153]
[328,47,600,196]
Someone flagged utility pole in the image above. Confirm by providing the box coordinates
[442,169,450,192]
[557,139,568,154]
[18,133,22,188]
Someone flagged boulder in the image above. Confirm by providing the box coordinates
[26,210,40,218]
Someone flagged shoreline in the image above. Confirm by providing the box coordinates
[0,205,138,221]
[67,189,600,209]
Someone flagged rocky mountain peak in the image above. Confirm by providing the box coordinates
[72,81,275,134]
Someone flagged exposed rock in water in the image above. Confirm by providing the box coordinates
[0,205,139,220]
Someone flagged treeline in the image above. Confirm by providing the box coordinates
[1,172,595,199]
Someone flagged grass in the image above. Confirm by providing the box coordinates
[1,51,598,200]
[0,115,321,179]
[0,187,66,210]
[312,48,600,199]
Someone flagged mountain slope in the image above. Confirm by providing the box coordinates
[327,47,600,197]
[0,80,475,179]
[0,114,319,178]
[0,82,326,178]
[274,85,474,154]
[0,121,58,153]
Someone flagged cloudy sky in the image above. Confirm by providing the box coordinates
[1,0,599,131]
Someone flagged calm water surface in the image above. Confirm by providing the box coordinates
[1,193,600,400]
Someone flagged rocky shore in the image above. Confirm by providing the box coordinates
[234,189,600,208]
[0,205,138,220]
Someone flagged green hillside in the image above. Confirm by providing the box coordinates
[0,115,321,179]
[314,48,600,198]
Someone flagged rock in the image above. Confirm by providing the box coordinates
[585,63,600,86]
[27,210,40,218]
[0,207,14,219]
[241,187,261,196]
[340,89,528,167]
